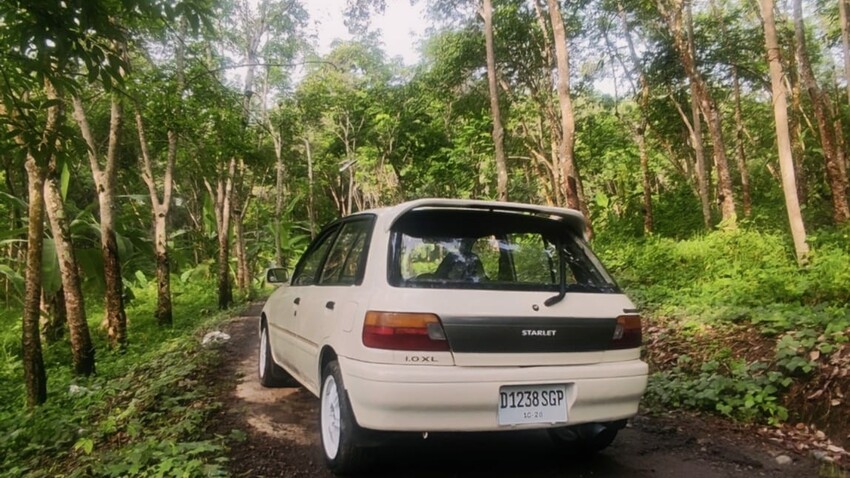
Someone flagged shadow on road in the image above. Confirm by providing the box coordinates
[212,313,821,478]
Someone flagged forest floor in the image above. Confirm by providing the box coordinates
[207,305,831,477]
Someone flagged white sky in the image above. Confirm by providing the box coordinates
[304,0,429,65]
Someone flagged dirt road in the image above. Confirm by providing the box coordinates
[209,309,822,477]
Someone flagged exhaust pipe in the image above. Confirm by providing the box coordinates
[549,419,627,452]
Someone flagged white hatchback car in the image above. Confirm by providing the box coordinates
[259,198,647,473]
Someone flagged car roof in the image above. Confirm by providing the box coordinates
[355,198,586,239]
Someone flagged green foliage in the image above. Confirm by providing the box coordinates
[601,228,850,425]
[0,280,234,477]
[645,356,791,424]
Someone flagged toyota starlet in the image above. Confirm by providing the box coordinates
[259,198,648,474]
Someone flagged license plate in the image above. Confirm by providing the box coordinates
[498,384,568,425]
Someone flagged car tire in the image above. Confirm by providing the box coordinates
[320,360,370,474]
[548,422,621,454]
[258,323,294,387]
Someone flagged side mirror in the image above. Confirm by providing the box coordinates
[266,268,289,284]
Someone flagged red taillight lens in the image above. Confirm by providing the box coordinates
[362,311,450,351]
[610,315,642,349]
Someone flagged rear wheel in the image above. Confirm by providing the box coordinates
[548,421,624,454]
[258,323,293,387]
[320,360,370,474]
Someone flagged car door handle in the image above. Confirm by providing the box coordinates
[294,297,300,305]
[325,301,335,310]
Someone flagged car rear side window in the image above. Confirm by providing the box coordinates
[320,220,372,285]
[291,227,339,286]
[389,209,617,293]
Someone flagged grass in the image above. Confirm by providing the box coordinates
[0,279,251,477]
[596,227,850,430]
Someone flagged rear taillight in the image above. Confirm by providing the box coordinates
[610,315,642,349]
[362,311,449,351]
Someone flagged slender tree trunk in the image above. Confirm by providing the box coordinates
[661,0,736,226]
[232,167,251,297]
[689,79,712,227]
[480,0,509,201]
[273,133,285,267]
[547,0,579,211]
[19,77,63,407]
[72,94,127,348]
[209,158,235,310]
[760,0,809,262]
[218,229,232,309]
[231,160,250,296]
[217,226,232,309]
[304,137,317,239]
[702,99,737,224]
[23,156,48,407]
[153,212,172,326]
[790,76,809,203]
[234,216,249,293]
[136,111,176,326]
[531,0,566,207]
[546,0,593,237]
[794,0,850,223]
[619,3,654,233]
[41,289,66,343]
[840,0,850,106]
[731,68,752,217]
[135,23,183,325]
[636,125,654,233]
[44,175,95,375]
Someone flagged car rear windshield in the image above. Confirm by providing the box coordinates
[388,209,618,293]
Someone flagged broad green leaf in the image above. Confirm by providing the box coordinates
[60,161,70,201]
[41,238,61,297]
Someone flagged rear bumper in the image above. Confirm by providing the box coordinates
[338,356,648,432]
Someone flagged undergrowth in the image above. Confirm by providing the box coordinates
[597,227,850,426]
[0,280,246,477]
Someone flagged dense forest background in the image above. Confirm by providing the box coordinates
[1,0,850,474]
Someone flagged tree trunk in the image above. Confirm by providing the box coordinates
[274,133,285,267]
[546,0,592,237]
[702,98,737,225]
[231,160,250,297]
[217,231,232,309]
[731,68,752,217]
[44,175,95,375]
[234,213,249,294]
[662,0,736,226]
[72,94,127,348]
[794,0,850,223]
[19,77,63,407]
[790,76,809,203]
[480,0,509,201]
[211,158,236,310]
[41,289,66,344]
[619,3,654,233]
[760,0,810,263]
[840,0,850,106]
[23,156,48,407]
[304,137,317,239]
[637,126,654,233]
[689,79,712,228]
[137,109,176,326]
[135,23,182,325]
[547,0,579,211]
[154,211,172,326]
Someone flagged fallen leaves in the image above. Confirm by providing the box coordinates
[759,422,849,467]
